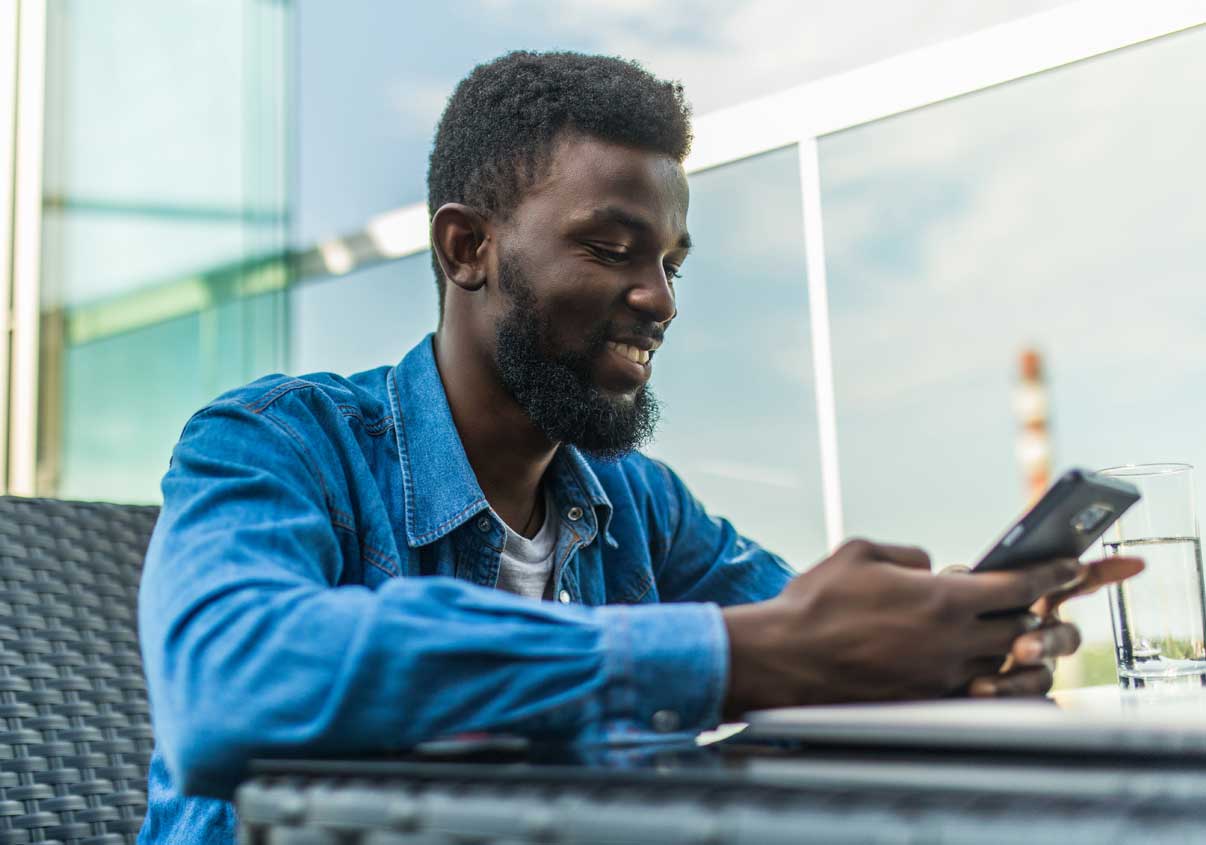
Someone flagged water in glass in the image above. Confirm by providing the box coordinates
[1106,535,1206,685]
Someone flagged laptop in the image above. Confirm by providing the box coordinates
[741,684,1206,758]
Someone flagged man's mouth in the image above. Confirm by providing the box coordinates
[606,341,653,366]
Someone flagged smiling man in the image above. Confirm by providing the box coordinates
[137,52,1140,845]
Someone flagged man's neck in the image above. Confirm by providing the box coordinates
[432,328,557,536]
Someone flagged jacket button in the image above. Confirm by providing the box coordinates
[476,517,491,533]
[558,589,572,604]
[566,506,583,522]
[651,709,681,733]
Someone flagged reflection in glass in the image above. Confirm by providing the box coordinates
[818,25,1206,677]
[289,255,438,376]
[37,1,289,501]
[59,294,284,502]
[649,146,826,567]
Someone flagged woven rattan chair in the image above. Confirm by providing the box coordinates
[0,496,159,845]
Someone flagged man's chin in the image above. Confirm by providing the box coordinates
[495,318,658,456]
[563,389,659,459]
[594,384,640,406]
[594,348,653,395]
[591,363,649,400]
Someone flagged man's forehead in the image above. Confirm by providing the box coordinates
[522,134,689,235]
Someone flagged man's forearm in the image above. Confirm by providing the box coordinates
[143,571,728,798]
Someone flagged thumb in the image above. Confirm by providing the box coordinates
[869,542,933,571]
[1035,555,1144,616]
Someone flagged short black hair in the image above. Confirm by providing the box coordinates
[426,50,693,315]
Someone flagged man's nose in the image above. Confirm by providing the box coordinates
[625,265,676,325]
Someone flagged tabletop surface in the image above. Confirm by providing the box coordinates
[239,691,1206,845]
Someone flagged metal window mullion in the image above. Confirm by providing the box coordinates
[798,138,843,551]
[0,0,20,494]
[688,1,1206,173]
[9,0,45,496]
[805,0,1206,139]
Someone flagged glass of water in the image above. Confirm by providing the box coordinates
[1099,463,1206,687]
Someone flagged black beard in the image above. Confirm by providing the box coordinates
[494,255,660,460]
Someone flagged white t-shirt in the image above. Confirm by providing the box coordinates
[494,493,559,600]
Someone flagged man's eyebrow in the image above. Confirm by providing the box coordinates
[577,206,692,251]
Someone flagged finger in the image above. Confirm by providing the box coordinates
[968,612,1044,657]
[1011,621,1081,665]
[947,558,1081,613]
[966,656,1008,677]
[1036,556,1144,615]
[968,664,1054,698]
[868,542,932,571]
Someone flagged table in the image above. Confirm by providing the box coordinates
[236,687,1206,844]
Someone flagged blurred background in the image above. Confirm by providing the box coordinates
[2,0,1205,687]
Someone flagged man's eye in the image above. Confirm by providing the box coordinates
[664,265,683,280]
[588,245,627,263]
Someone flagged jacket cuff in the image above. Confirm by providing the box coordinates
[592,602,728,739]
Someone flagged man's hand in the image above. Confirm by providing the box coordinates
[966,554,1144,697]
[721,539,1122,717]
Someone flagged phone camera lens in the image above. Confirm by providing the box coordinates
[1071,504,1114,534]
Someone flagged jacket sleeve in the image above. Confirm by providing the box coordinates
[139,399,728,799]
[648,459,796,605]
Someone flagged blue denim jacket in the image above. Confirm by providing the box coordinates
[137,334,793,844]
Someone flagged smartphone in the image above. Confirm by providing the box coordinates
[973,468,1140,572]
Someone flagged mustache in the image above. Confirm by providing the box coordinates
[609,322,667,344]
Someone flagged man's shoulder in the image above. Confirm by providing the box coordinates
[170,364,401,484]
[202,364,395,423]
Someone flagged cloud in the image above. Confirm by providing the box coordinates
[477,0,1071,113]
[693,458,804,490]
[823,25,1206,411]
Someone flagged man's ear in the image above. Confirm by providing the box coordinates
[431,203,491,292]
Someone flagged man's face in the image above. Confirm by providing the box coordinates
[488,134,691,458]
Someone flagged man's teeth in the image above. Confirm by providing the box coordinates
[607,342,651,365]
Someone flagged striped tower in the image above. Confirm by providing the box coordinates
[1014,348,1051,504]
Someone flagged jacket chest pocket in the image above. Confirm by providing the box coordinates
[574,543,656,605]
[613,570,658,604]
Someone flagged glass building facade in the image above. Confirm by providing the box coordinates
[38,0,290,502]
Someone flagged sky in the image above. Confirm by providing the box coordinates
[294,0,1072,245]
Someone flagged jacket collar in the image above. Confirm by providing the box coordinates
[388,334,614,548]
[546,440,617,549]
